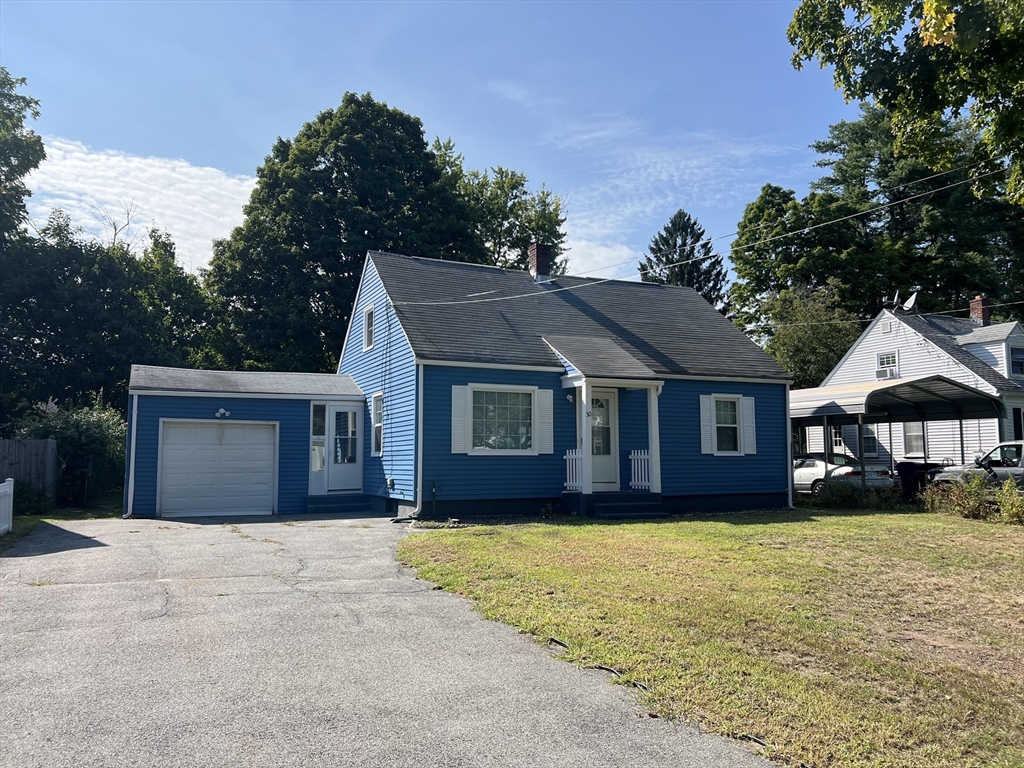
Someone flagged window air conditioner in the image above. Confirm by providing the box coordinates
[875,368,897,380]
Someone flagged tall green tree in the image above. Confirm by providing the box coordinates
[729,105,1023,333]
[764,279,867,389]
[638,208,728,309]
[0,66,46,241]
[433,138,567,272]
[206,94,487,372]
[788,0,1024,203]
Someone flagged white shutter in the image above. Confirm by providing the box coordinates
[451,386,468,453]
[699,395,714,454]
[536,389,553,454]
[742,396,756,455]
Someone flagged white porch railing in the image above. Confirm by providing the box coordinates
[564,449,583,491]
[0,477,13,535]
[629,450,651,491]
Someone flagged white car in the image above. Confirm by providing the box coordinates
[930,441,1024,488]
[793,453,895,497]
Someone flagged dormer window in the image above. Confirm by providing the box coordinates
[1011,346,1024,377]
[363,305,374,351]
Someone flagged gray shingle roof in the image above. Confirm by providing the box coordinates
[917,314,1020,344]
[543,336,656,379]
[899,315,1023,393]
[369,251,790,381]
[130,365,363,397]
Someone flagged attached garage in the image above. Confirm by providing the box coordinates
[125,366,364,518]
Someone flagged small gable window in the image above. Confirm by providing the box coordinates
[700,395,756,456]
[1011,347,1024,376]
[877,351,898,378]
[363,305,375,351]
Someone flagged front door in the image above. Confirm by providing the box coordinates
[591,389,619,491]
[327,405,361,491]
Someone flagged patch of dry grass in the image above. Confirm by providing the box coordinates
[398,509,1024,768]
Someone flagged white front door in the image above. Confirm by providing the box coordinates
[327,405,362,491]
[591,389,619,491]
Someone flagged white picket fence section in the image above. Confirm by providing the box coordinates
[0,477,13,536]
[564,449,583,491]
[629,450,651,491]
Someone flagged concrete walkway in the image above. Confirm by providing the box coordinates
[0,516,769,768]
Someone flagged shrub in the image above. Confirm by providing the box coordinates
[17,399,126,503]
[923,475,997,520]
[12,480,49,515]
[995,479,1024,525]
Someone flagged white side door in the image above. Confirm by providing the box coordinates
[591,389,619,491]
[327,405,362,492]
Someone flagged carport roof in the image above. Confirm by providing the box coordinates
[129,365,363,398]
[790,375,1005,426]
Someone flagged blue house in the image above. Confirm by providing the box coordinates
[337,245,793,517]
[124,246,792,519]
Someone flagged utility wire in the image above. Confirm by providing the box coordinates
[395,166,1007,308]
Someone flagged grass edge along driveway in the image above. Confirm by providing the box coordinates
[397,510,1024,768]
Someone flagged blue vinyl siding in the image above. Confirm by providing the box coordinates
[659,380,788,496]
[128,395,311,517]
[423,365,574,500]
[617,388,650,487]
[337,257,418,503]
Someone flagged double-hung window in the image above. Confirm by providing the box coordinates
[700,394,756,455]
[363,305,375,351]
[904,422,924,456]
[371,393,383,456]
[714,398,741,454]
[862,424,878,456]
[1011,346,1024,377]
[877,351,898,378]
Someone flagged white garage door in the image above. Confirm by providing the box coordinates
[159,421,276,517]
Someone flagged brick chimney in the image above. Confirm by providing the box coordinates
[969,295,991,326]
[528,242,553,281]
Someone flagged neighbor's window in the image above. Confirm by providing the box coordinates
[904,422,925,455]
[878,351,898,370]
[1011,347,1024,376]
[831,426,844,451]
[471,388,533,452]
[363,305,375,351]
[862,424,878,456]
[311,403,326,472]
[714,397,740,453]
[371,393,383,456]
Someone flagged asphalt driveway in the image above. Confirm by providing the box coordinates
[0,515,768,768]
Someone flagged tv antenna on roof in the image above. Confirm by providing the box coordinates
[882,290,899,310]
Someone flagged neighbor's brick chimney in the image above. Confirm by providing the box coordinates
[528,242,553,281]
[969,295,991,326]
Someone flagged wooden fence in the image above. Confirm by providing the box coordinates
[0,439,59,506]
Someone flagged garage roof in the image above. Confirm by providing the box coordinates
[129,365,363,398]
[790,375,1005,426]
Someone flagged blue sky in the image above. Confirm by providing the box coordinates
[2,0,860,275]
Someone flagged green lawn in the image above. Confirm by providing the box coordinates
[398,510,1024,768]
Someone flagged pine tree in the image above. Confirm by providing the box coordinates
[639,209,728,310]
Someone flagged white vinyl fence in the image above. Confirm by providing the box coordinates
[564,449,583,491]
[629,449,651,490]
[0,477,13,536]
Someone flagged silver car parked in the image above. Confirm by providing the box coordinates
[930,441,1024,488]
[793,453,895,497]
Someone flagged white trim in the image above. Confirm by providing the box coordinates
[156,418,279,517]
[363,303,375,352]
[659,373,792,385]
[337,253,370,371]
[562,374,665,390]
[466,383,540,456]
[370,391,384,457]
[129,389,363,401]
[581,379,592,495]
[417,359,565,373]
[822,312,886,386]
[413,364,424,514]
[785,383,793,508]
[590,387,620,491]
[125,394,139,518]
[308,401,328,495]
[647,387,662,494]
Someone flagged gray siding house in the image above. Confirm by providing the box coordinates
[802,296,1024,464]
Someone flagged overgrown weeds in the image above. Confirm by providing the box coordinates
[923,476,1023,525]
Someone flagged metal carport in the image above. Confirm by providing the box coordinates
[789,375,1005,495]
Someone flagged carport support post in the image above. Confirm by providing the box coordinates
[959,419,966,464]
[857,414,868,503]
[823,416,831,495]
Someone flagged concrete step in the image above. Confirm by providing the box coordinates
[592,501,668,520]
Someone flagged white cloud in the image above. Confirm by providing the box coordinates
[26,138,255,272]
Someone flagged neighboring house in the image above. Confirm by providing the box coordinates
[800,296,1024,465]
[124,246,793,519]
[337,245,793,516]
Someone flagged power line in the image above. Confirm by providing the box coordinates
[758,298,1024,330]
[395,166,1007,308]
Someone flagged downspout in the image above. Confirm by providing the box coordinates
[785,383,793,508]
[411,363,424,516]
[123,393,139,519]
